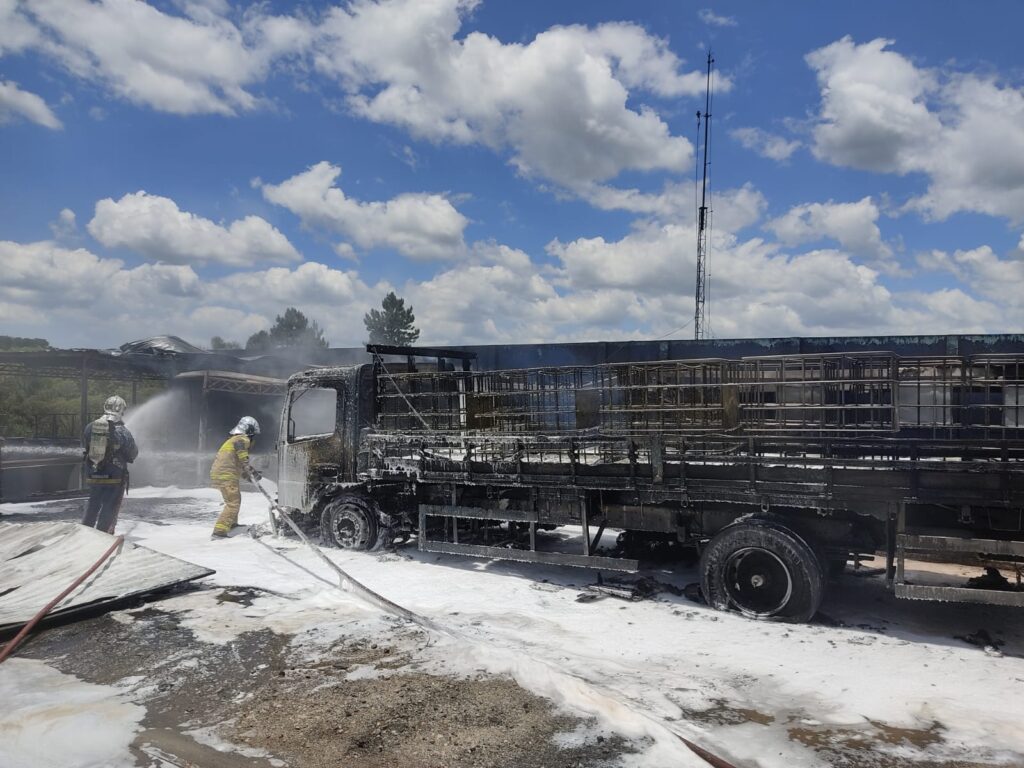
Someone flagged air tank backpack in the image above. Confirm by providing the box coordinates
[87,418,114,471]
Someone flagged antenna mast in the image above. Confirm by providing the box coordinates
[694,51,714,341]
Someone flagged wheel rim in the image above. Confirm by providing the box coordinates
[331,505,369,549]
[723,547,793,617]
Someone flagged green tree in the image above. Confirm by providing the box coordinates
[246,307,329,351]
[210,336,242,350]
[0,335,50,351]
[364,292,421,346]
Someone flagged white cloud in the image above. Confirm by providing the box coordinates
[11,0,314,115]
[806,36,1024,223]
[87,191,301,266]
[698,9,737,27]
[918,245,1024,307]
[0,240,202,311]
[766,197,892,261]
[259,161,468,261]
[0,1,41,55]
[0,79,62,128]
[312,0,722,192]
[9,0,717,212]
[3,223,1021,350]
[542,220,1011,338]
[731,127,800,161]
[571,180,766,231]
[49,208,77,239]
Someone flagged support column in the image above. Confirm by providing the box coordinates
[79,355,88,490]
[195,373,208,485]
[79,356,89,437]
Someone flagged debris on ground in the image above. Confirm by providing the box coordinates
[955,629,1005,656]
[578,574,685,602]
[966,567,1017,591]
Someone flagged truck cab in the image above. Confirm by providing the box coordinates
[277,364,375,515]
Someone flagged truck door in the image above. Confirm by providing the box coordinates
[277,385,343,512]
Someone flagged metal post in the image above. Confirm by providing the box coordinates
[79,355,88,438]
[79,355,88,490]
[131,379,139,406]
[581,498,590,557]
[196,373,208,485]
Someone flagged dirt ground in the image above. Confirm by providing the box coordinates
[17,586,633,768]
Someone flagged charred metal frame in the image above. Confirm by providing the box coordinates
[273,347,1024,604]
[354,351,1024,594]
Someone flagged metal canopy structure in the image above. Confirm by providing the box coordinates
[0,349,169,381]
[174,369,287,397]
[0,349,173,441]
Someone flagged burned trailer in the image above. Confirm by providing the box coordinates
[276,346,1024,622]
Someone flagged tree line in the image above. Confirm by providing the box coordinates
[210,291,420,352]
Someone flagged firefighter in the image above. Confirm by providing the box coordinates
[210,416,262,539]
[82,395,138,534]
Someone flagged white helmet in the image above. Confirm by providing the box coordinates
[103,395,127,421]
[230,416,260,437]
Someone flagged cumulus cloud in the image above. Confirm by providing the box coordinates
[542,220,1007,338]
[807,36,1024,223]
[572,180,766,231]
[259,161,469,261]
[87,191,301,266]
[731,127,800,161]
[9,0,715,213]
[918,245,1024,307]
[9,0,314,115]
[0,79,62,128]
[698,9,737,27]
[0,240,202,312]
[766,197,893,261]
[312,0,720,192]
[49,208,77,239]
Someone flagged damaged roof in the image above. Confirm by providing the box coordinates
[0,522,214,635]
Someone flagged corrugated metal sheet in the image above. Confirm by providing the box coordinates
[0,522,214,632]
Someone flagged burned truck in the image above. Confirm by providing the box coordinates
[277,345,1024,622]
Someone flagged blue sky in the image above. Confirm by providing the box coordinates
[1,0,1023,349]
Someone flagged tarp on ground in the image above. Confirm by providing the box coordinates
[0,521,214,634]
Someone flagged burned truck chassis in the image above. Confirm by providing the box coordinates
[279,349,1024,621]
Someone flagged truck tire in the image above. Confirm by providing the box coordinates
[700,519,824,623]
[320,495,382,551]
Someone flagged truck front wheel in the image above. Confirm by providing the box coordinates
[700,519,824,623]
[320,495,380,551]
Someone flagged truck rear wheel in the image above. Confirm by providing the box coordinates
[320,495,381,551]
[700,519,824,623]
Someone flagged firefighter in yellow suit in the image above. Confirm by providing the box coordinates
[210,416,261,538]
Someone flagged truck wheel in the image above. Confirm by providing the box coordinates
[700,519,824,623]
[320,495,380,551]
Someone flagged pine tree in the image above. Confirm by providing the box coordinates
[210,336,241,350]
[245,308,329,351]
[363,292,421,346]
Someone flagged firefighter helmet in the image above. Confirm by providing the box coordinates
[230,416,260,437]
[103,395,127,420]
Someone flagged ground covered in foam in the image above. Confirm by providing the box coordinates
[2,487,1023,768]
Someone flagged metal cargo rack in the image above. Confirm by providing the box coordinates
[365,350,1024,596]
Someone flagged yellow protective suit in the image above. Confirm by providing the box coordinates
[210,434,251,536]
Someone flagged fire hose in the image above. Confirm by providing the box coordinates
[248,478,740,768]
[0,535,125,665]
